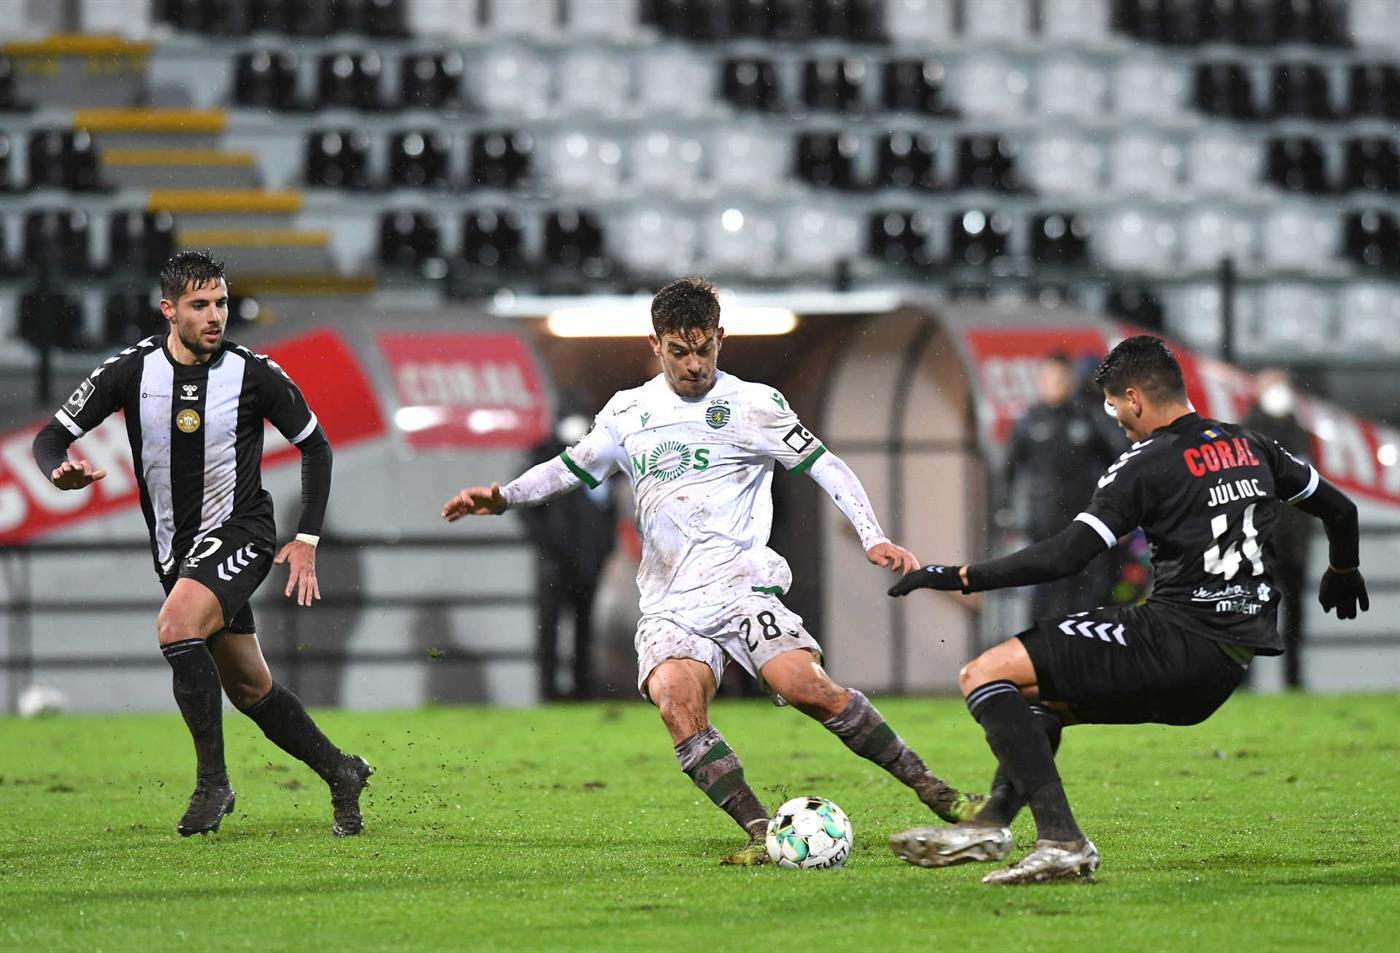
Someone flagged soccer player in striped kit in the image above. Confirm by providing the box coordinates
[32,251,372,837]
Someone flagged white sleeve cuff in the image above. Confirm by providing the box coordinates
[1074,512,1118,547]
[295,533,320,547]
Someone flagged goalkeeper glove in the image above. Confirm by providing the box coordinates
[1318,567,1369,620]
[888,564,964,597]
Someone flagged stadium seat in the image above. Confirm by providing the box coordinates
[1092,208,1178,275]
[955,135,1019,192]
[18,292,86,351]
[379,210,443,272]
[882,0,954,44]
[1341,209,1400,270]
[948,209,1011,268]
[1110,133,1183,198]
[794,132,862,190]
[802,59,866,113]
[405,0,480,41]
[1111,56,1187,119]
[874,131,939,190]
[1179,208,1254,271]
[0,133,11,192]
[1187,129,1261,195]
[1342,138,1400,193]
[1347,63,1400,118]
[461,209,527,270]
[1349,0,1400,52]
[0,54,18,111]
[1274,0,1345,46]
[488,0,558,36]
[783,205,862,273]
[636,48,712,116]
[1260,205,1338,273]
[729,0,777,37]
[27,128,101,192]
[1193,61,1256,119]
[812,0,883,41]
[567,0,641,38]
[1042,0,1110,42]
[963,0,1029,41]
[950,55,1028,120]
[400,52,465,109]
[470,130,533,189]
[1162,283,1226,352]
[107,210,176,275]
[1337,283,1400,355]
[702,207,779,275]
[103,293,162,347]
[387,130,452,189]
[710,128,789,193]
[544,210,611,278]
[1024,133,1104,197]
[1248,285,1333,355]
[882,59,955,116]
[547,132,624,195]
[1037,56,1107,118]
[361,0,409,37]
[1269,62,1334,120]
[1030,212,1090,267]
[629,132,704,194]
[868,209,935,268]
[24,210,93,277]
[556,51,630,116]
[1264,137,1330,194]
[1105,283,1165,330]
[317,51,384,110]
[616,208,697,276]
[304,129,373,189]
[721,58,781,111]
[473,50,550,117]
[233,50,300,111]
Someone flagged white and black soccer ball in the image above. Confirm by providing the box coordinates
[17,684,69,718]
[766,796,853,869]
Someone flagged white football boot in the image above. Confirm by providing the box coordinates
[889,823,1013,868]
[981,838,1100,884]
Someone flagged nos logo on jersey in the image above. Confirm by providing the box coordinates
[176,409,201,433]
[631,441,712,481]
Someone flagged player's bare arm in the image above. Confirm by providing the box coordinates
[275,538,320,607]
[48,458,108,490]
[866,541,920,575]
[442,482,508,520]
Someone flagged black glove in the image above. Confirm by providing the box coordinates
[1318,568,1369,620]
[888,564,964,597]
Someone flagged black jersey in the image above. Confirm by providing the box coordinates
[52,335,320,575]
[1073,412,1319,654]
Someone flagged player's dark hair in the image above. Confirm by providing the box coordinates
[651,276,721,339]
[160,250,226,302]
[1093,335,1187,403]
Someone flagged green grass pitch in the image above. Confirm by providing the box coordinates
[2,693,1397,952]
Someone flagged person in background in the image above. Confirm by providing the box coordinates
[1242,368,1315,689]
[518,408,617,700]
[1003,353,1124,618]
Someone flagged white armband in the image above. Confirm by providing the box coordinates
[295,533,320,547]
[806,451,889,552]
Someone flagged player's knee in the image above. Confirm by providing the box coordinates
[156,608,201,646]
[958,657,991,696]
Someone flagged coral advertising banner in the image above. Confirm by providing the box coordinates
[0,329,385,543]
[376,331,550,450]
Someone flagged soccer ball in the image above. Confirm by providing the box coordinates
[17,684,68,718]
[766,796,853,869]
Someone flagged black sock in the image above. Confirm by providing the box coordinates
[977,704,1063,826]
[161,638,228,787]
[241,682,345,783]
[966,681,1081,842]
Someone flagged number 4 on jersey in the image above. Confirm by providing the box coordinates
[1203,502,1264,580]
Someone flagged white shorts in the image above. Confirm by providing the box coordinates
[635,594,823,701]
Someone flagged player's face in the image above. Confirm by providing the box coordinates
[1103,388,1147,442]
[651,327,724,398]
[161,279,229,359]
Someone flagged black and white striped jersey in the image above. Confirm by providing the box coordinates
[51,335,321,574]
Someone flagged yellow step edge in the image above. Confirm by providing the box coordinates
[180,229,330,248]
[74,108,228,134]
[4,34,153,57]
[104,148,256,168]
[231,274,377,296]
[148,189,302,214]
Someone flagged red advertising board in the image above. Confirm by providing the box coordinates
[961,327,1112,443]
[376,331,550,449]
[0,328,386,543]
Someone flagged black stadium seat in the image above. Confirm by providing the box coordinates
[401,52,465,109]
[317,51,384,110]
[233,49,300,111]
[107,210,176,275]
[721,58,781,111]
[19,291,86,351]
[874,131,938,190]
[461,209,527,270]
[956,135,1018,192]
[883,59,954,116]
[1270,62,1333,120]
[1342,209,1400,270]
[1104,285,1165,330]
[1265,137,1329,193]
[387,130,452,189]
[0,133,11,191]
[24,210,93,277]
[27,128,101,191]
[1348,63,1400,119]
[802,59,865,113]
[795,131,862,190]
[103,293,163,346]
[1194,61,1255,119]
[868,209,933,268]
[305,129,372,189]
[1031,212,1091,267]
[544,210,610,277]
[1342,138,1400,194]
[949,209,1011,268]
[379,210,443,272]
[470,131,533,189]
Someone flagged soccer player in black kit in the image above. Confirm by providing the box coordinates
[31,251,372,837]
[886,336,1369,884]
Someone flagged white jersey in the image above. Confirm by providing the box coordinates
[562,371,827,623]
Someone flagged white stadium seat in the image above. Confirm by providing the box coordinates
[617,208,698,275]
[883,0,956,46]
[406,0,481,41]
[949,55,1028,120]
[1042,0,1110,44]
[630,132,704,194]
[702,207,780,275]
[1260,205,1338,274]
[1037,56,1107,118]
[783,206,863,273]
[1110,133,1183,198]
[708,128,789,194]
[1245,285,1335,355]
[962,0,1030,42]
[556,51,630,116]
[636,48,714,117]
[1338,283,1400,355]
[547,132,624,195]
[473,49,551,117]
[1025,133,1105,197]
[488,0,558,37]
[566,0,640,38]
[1093,209,1179,274]
[1111,57,1187,118]
[1187,130,1262,196]
[1179,209,1255,272]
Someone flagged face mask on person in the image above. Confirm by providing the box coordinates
[1260,382,1294,418]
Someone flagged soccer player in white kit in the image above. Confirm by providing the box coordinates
[443,278,980,863]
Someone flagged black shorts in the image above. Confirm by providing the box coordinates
[1018,605,1247,726]
[160,527,275,635]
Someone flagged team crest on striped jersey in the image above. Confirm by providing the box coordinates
[176,408,201,433]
